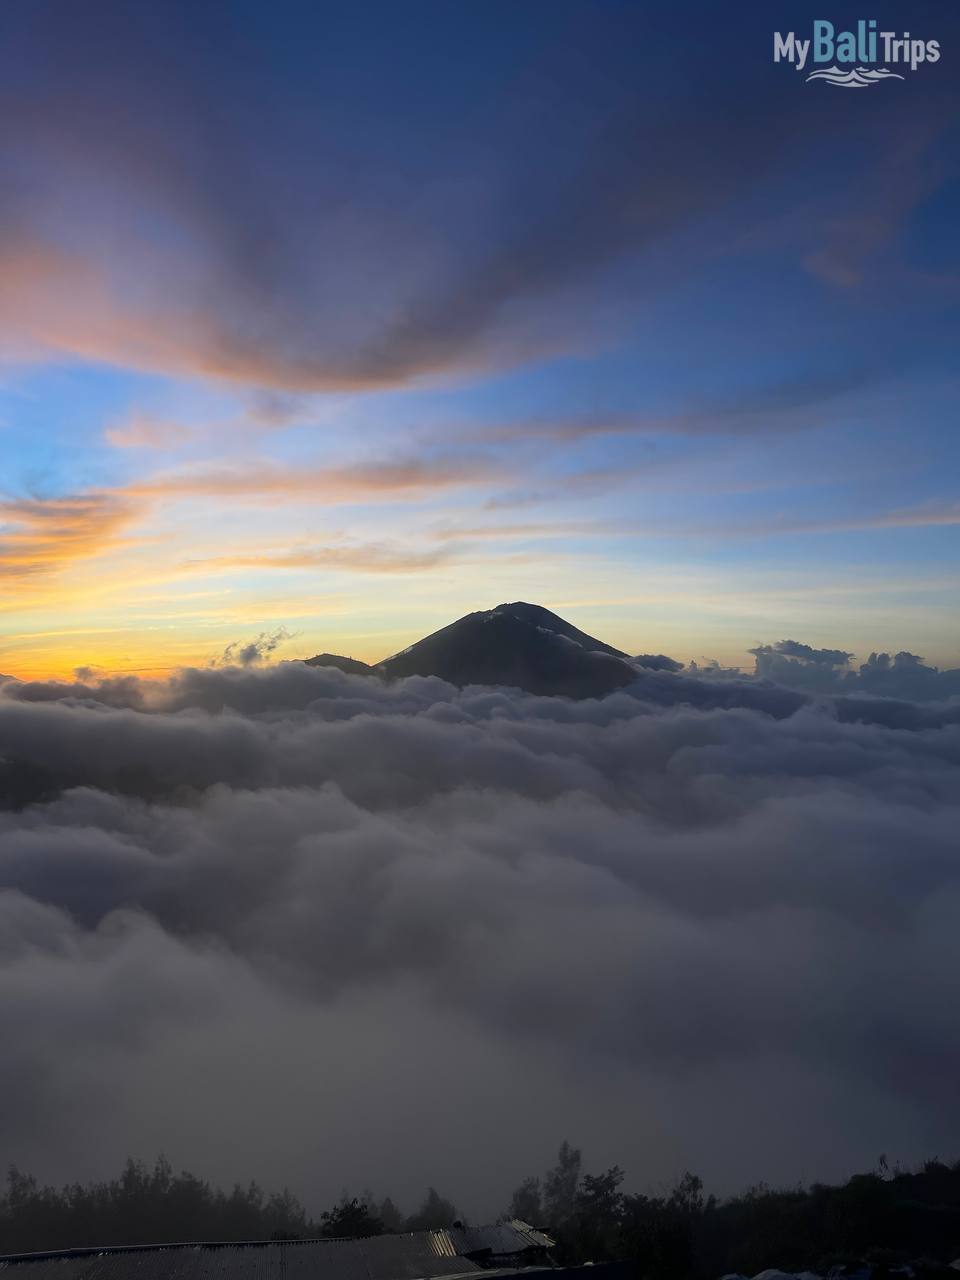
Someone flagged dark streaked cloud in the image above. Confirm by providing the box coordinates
[455,368,883,447]
[2,1,951,392]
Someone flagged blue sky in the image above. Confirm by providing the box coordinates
[1,0,957,677]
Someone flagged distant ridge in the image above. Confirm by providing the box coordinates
[633,652,684,672]
[305,602,680,698]
[304,652,375,676]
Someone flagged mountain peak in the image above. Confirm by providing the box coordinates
[304,602,680,699]
[479,602,630,659]
[378,606,634,697]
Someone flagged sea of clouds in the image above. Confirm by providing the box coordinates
[0,661,958,1216]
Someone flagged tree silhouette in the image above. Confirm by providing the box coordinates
[4,1149,960,1273]
[543,1141,582,1228]
[403,1187,459,1231]
[506,1175,542,1224]
[320,1197,383,1238]
[377,1196,405,1232]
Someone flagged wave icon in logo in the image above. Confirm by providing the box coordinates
[806,65,905,87]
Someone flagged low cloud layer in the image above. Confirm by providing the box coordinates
[0,661,958,1214]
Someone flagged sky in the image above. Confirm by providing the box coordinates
[1,0,960,1220]
[1,0,958,679]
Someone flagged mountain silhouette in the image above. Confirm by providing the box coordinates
[305,602,667,698]
[304,652,376,676]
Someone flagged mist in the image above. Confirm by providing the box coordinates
[1,660,958,1219]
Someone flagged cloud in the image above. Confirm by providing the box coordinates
[0,452,493,599]
[751,640,854,674]
[742,502,960,539]
[750,641,960,702]
[126,456,498,503]
[213,627,295,668]
[0,1,903,393]
[458,369,880,447]
[804,120,947,289]
[203,542,457,575]
[0,492,138,583]
[105,413,194,450]
[604,501,960,543]
[0,660,958,1208]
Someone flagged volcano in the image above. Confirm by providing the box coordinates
[305,602,676,698]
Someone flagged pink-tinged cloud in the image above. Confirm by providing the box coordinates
[197,541,456,575]
[105,413,194,450]
[125,456,500,502]
[0,493,137,584]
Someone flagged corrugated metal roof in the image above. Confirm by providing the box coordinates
[428,1234,459,1260]
[505,1225,554,1251]
[0,1221,556,1280]
[448,1225,555,1258]
[0,1236,483,1280]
